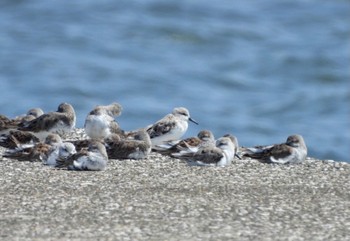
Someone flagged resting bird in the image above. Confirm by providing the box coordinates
[3,134,76,165]
[0,107,44,134]
[18,103,76,140]
[56,141,108,171]
[84,102,124,140]
[0,130,40,149]
[104,130,151,160]
[154,130,215,156]
[241,134,307,164]
[173,137,237,167]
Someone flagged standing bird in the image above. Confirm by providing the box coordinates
[56,142,108,171]
[241,134,307,164]
[84,102,123,140]
[146,107,198,146]
[104,130,151,160]
[18,103,76,141]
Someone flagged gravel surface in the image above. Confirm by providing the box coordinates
[1,129,349,240]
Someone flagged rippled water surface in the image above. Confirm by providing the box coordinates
[0,0,349,161]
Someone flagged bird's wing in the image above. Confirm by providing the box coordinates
[244,144,293,163]
[55,150,88,168]
[146,115,176,138]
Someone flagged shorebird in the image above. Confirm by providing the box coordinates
[155,130,215,156]
[56,141,108,171]
[26,108,44,118]
[18,103,76,140]
[3,133,76,165]
[104,130,152,160]
[241,134,307,164]
[0,108,44,134]
[14,108,44,123]
[146,107,198,146]
[84,102,124,140]
[222,133,241,159]
[44,142,77,167]
[0,130,40,149]
[173,136,236,167]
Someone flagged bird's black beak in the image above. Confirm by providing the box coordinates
[235,153,242,160]
[189,117,198,125]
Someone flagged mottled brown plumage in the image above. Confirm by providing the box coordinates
[242,135,307,164]
[0,130,40,149]
[19,103,75,133]
[145,107,198,146]
[173,137,236,167]
[155,130,215,156]
[105,130,151,160]
[65,139,92,152]
[0,108,43,132]
[3,142,53,162]
[2,133,64,162]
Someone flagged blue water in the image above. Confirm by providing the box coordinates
[0,0,349,161]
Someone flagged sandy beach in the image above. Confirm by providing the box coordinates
[0,129,349,240]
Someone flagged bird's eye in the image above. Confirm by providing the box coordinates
[218,142,227,146]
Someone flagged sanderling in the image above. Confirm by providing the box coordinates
[14,108,44,122]
[18,103,76,140]
[56,141,108,171]
[3,133,75,164]
[146,107,198,146]
[44,142,77,167]
[84,102,123,140]
[26,108,44,118]
[222,133,241,159]
[0,108,44,134]
[242,134,307,164]
[155,130,215,156]
[173,136,236,167]
[104,130,151,160]
[0,130,40,149]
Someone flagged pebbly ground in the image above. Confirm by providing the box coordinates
[0,129,349,241]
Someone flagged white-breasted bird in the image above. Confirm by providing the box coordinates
[146,107,198,146]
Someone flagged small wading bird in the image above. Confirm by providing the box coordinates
[173,136,237,167]
[104,130,152,160]
[146,107,198,146]
[0,108,44,135]
[56,141,108,171]
[84,102,124,140]
[241,134,307,164]
[18,103,76,141]
[154,130,215,157]
[3,133,76,165]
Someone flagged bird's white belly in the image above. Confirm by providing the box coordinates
[85,115,111,140]
[151,121,188,146]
